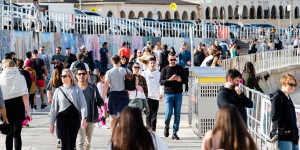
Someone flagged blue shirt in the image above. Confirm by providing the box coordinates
[178,50,191,68]
[100,48,108,63]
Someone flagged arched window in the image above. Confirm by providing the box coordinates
[279,6,284,19]
[107,11,113,17]
[182,11,188,20]
[295,7,299,19]
[228,5,233,19]
[165,11,171,19]
[250,6,255,19]
[129,11,135,19]
[242,5,248,19]
[234,6,239,19]
[264,9,270,19]
[157,11,162,19]
[120,10,126,18]
[271,5,277,19]
[191,11,197,20]
[174,11,180,19]
[257,6,262,19]
[220,7,225,19]
[213,7,218,19]
[205,7,210,19]
[138,11,144,18]
[147,12,153,19]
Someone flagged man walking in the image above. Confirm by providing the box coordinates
[160,52,185,140]
[75,63,107,150]
[142,57,163,132]
[64,48,77,68]
[217,69,253,123]
[99,42,109,73]
[118,42,131,60]
[102,55,129,127]
[51,47,65,65]
[38,46,50,73]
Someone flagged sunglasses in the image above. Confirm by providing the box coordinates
[61,75,68,78]
[170,59,177,61]
[77,73,87,76]
[133,66,140,69]
[288,83,297,87]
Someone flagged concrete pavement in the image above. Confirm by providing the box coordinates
[0,95,202,150]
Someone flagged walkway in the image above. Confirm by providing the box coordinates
[0,95,202,150]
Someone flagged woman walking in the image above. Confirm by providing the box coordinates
[0,59,31,150]
[242,62,263,92]
[50,69,87,150]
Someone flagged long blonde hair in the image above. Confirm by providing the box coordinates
[62,69,77,86]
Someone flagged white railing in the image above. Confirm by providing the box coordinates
[1,4,300,40]
[222,48,300,73]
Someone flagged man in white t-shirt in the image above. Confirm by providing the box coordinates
[142,57,163,132]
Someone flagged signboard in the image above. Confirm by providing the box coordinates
[90,8,98,12]
[170,3,177,11]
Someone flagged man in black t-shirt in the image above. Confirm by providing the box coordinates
[51,47,65,65]
[32,49,48,109]
[64,48,76,68]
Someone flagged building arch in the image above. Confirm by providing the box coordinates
[271,5,277,19]
[191,11,197,20]
[157,11,162,19]
[147,11,153,19]
[242,5,248,19]
[234,6,239,19]
[220,7,226,19]
[264,9,270,19]
[138,11,144,18]
[182,11,188,20]
[129,11,135,19]
[285,6,290,19]
[107,11,113,17]
[228,5,233,19]
[249,6,255,19]
[165,11,171,19]
[174,11,180,19]
[257,6,262,19]
[279,6,284,19]
[295,7,299,19]
[205,7,211,19]
[213,7,218,19]
[120,10,126,18]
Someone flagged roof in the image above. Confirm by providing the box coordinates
[82,0,199,5]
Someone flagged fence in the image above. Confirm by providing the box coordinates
[1,4,300,40]
[222,48,300,73]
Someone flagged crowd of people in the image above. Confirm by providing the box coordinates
[0,39,298,150]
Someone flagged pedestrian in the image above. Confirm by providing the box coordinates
[99,42,109,73]
[46,65,63,148]
[0,88,8,124]
[95,72,109,128]
[201,45,218,67]
[142,57,163,132]
[160,52,185,140]
[178,43,191,68]
[64,48,77,69]
[38,46,50,73]
[70,52,90,74]
[270,74,299,150]
[138,48,154,71]
[10,52,17,64]
[80,46,95,73]
[51,47,65,64]
[24,51,32,66]
[242,62,263,92]
[32,49,48,109]
[128,63,149,112]
[0,59,31,150]
[129,49,138,63]
[118,42,131,60]
[158,44,169,71]
[120,56,128,69]
[50,69,88,150]
[217,69,253,123]
[75,63,107,150]
[201,105,257,150]
[193,44,208,66]
[219,40,229,59]
[102,55,129,127]
[24,60,37,111]
[214,39,223,56]
[109,107,168,150]
[16,59,32,94]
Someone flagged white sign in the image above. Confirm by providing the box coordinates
[287,5,291,11]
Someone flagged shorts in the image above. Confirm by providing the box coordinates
[108,91,129,116]
[36,80,45,88]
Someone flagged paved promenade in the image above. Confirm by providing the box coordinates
[0,95,202,150]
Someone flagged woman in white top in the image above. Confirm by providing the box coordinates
[0,59,31,150]
[109,107,168,150]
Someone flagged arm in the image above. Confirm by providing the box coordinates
[94,85,104,107]
[239,94,253,108]
[0,89,8,123]
[22,94,31,118]
[47,90,52,104]
[159,68,173,86]
[271,95,280,129]
[102,80,110,101]
[78,88,88,119]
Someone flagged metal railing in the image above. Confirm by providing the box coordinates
[222,48,300,73]
[1,4,300,40]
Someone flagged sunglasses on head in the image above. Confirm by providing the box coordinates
[61,75,68,78]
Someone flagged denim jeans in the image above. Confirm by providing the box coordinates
[164,93,183,133]
[278,141,299,150]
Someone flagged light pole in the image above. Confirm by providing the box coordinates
[79,0,81,10]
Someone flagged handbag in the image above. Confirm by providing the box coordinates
[0,123,11,135]
[124,70,136,91]
[56,87,80,118]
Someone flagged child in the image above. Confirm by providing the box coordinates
[96,72,109,129]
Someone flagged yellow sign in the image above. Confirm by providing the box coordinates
[198,77,226,83]
[90,8,98,12]
[170,3,177,11]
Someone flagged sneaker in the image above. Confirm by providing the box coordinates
[41,104,47,109]
[56,139,61,148]
[172,133,180,140]
[164,127,169,137]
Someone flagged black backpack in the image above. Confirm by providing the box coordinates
[124,69,136,91]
